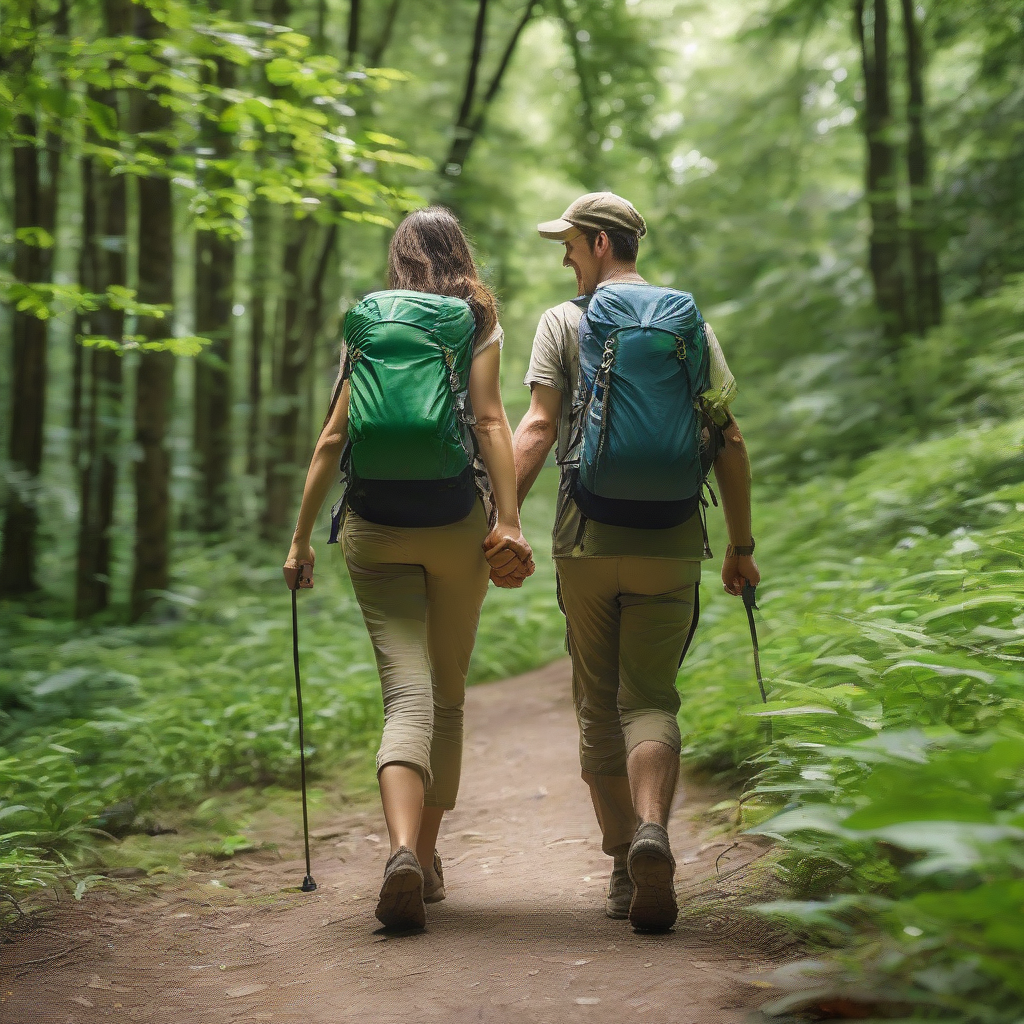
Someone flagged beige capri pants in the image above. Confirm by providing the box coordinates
[341,501,490,809]
[555,555,701,852]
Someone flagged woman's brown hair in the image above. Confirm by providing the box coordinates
[387,206,498,340]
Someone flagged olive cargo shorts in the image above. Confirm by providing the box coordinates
[555,556,701,853]
[342,501,490,809]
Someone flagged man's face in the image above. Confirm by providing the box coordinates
[561,229,600,296]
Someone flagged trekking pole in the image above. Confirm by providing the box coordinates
[284,565,317,893]
[742,581,772,745]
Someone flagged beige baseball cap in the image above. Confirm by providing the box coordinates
[537,191,647,240]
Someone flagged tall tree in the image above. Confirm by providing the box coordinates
[246,195,273,480]
[74,0,132,618]
[900,0,942,333]
[444,1,538,176]
[193,57,237,535]
[262,219,336,535]
[854,0,909,346]
[129,6,176,621]
[367,0,402,66]
[0,9,61,598]
[347,0,362,65]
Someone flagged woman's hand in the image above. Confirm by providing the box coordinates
[722,552,759,596]
[284,541,316,590]
[483,523,535,589]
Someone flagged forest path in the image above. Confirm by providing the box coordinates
[3,660,782,1024]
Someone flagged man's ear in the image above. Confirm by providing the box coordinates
[594,230,610,257]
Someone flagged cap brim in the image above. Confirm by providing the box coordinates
[537,218,577,240]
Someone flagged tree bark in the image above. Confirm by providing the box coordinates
[74,0,132,618]
[246,196,273,478]
[74,161,127,617]
[0,112,58,597]
[347,0,361,65]
[130,7,176,621]
[444,2,537,174]
[262,220,335,536]
[192,231,235,533]
[900,0,942,334]
[854,0,908,347]
[193,58,236,534]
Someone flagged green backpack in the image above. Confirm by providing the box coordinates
[328,289,479,537]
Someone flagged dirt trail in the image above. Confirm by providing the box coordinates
[1,660,784,1024]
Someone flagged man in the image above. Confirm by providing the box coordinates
[511,192,759,932]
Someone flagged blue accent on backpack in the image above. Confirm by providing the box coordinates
[569,282,711,529]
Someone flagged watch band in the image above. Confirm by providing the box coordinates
[728,539,755,557]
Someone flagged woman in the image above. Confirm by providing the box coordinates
[284,207,533,931]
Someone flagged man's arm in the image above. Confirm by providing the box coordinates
[712,414,760,595]
[512,383,561,508]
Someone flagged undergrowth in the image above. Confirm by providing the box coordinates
[681,428,1024,1019]
[0,472,563,924]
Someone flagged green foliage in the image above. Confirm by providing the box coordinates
[0,474,563,922]
[676,289,1024,1017]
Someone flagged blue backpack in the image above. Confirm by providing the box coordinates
[565,282,712,529]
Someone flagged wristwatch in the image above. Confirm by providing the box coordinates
[727,539,755,557]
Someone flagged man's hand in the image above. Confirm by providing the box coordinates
[722,552,759,596]
[483,525,535,589]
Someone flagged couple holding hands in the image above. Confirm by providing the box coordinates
[284,192,758,935]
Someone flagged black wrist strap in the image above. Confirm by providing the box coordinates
[728,539,755,556]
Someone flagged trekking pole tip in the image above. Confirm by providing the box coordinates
[301,876,318,892]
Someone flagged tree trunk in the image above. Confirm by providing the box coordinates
[75,160,127,617]
[130,7,176,621]
[900,0,942,334]
[347,0,361,64]
[262,220,335,536]
[74,0,132,618]
[246,196,273,478]
[444,0,490,177]
[193,58,237,534]
[0,113,58,597]
[854,0,908,347]
[444,1,537,175]
[367,0,402,66]
[193,230,235,532]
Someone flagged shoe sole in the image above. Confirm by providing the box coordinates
[628,849,677,932]
[375,865,425,931]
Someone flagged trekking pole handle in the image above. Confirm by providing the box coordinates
[742,580,757,611]
[283,563,313,590]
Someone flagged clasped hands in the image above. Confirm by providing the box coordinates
[483,522,535,589]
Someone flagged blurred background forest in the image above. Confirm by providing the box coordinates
[2,0,1023,1019]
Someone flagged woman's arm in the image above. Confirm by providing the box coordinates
[284,381,350,584]
[468,342,534,586]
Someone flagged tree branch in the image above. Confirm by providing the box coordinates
[445,1,537,174]
[367,0,402,66]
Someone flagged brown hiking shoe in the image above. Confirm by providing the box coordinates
[605,854,633,919]
[374,847,425,931]
[627,822,677,932]
[423,850,446,904]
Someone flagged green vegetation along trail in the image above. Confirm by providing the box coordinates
[1,659,782,1023]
